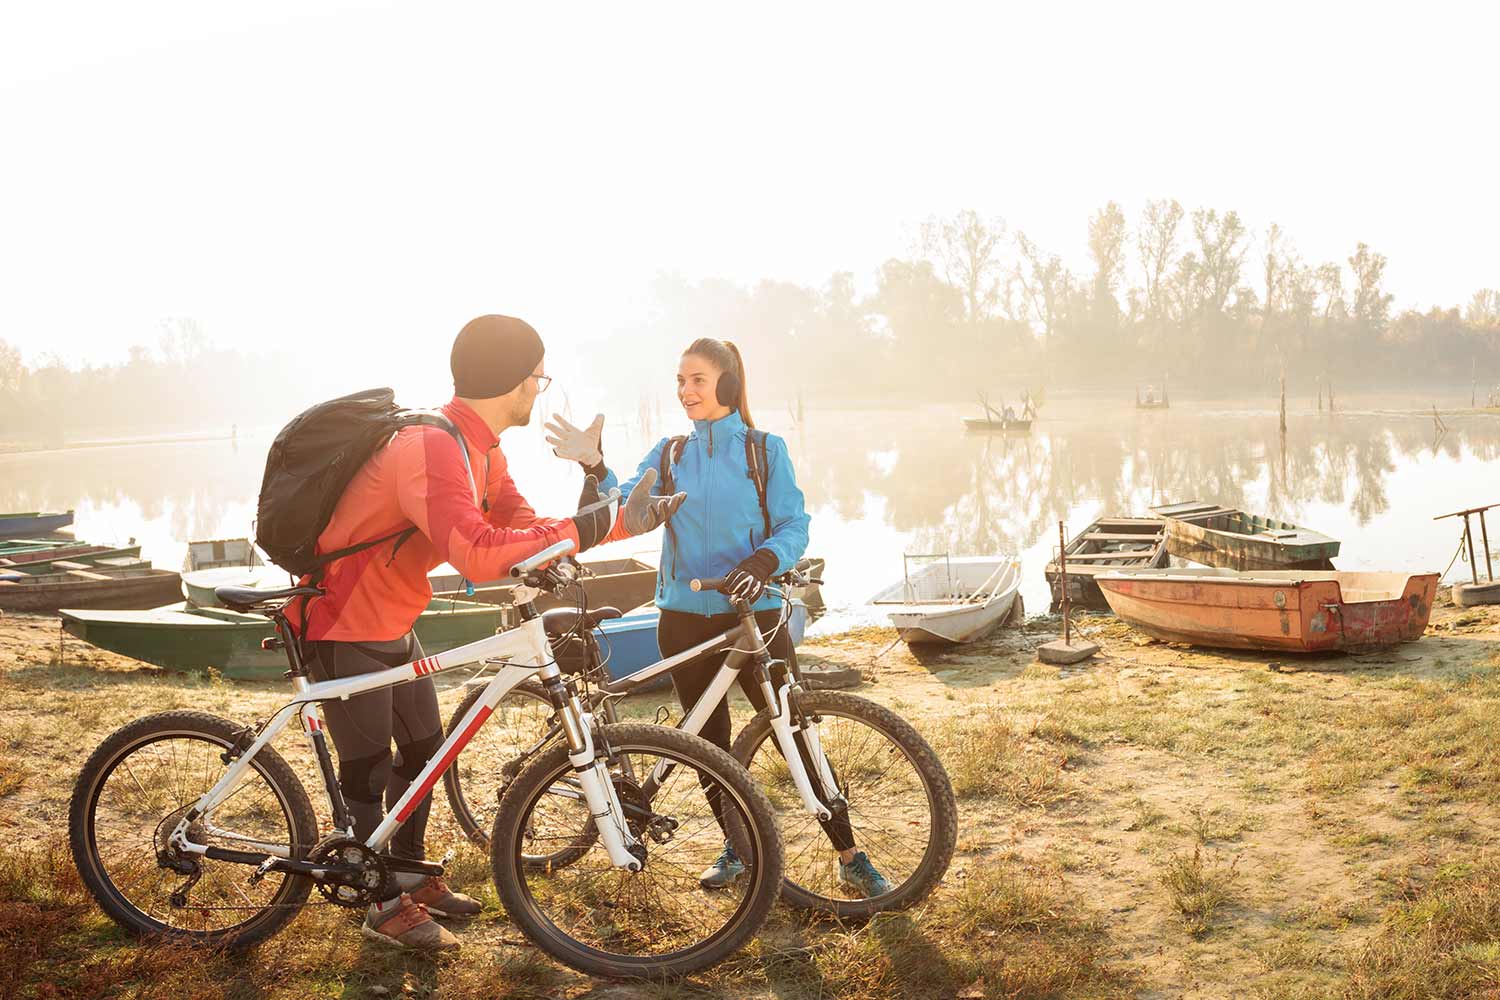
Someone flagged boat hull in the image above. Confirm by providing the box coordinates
[963,418,1031,432]
[1046,516,1169,611]
[1154,501,1340,570]
[1097,570,1438,652]
[0,569,183,612]
[0,512,75,539]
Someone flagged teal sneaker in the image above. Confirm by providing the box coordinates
[837,851,894,898]
[698,844,746,889]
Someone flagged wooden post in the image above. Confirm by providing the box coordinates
[1059,520,1071,645]
[1465,514,1479,585]
[1279,375,1287,433]
[1317,375,1323,412]
[1329,382,1336,413]
[1482,510,1494,582]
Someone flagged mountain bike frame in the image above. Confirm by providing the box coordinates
[167,541,648,880]
[503,584,847,824]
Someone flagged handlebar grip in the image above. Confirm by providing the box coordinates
[689,577,728,593]
[509,538,577,578]
[794,558,813,572]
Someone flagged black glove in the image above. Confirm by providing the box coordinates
[724,549,779,604]
[571,475,618,553]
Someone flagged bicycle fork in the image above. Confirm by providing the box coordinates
[540,666,645,872]
[766,682,845,822]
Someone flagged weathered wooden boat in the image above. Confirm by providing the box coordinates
[962,417,1032,432]
[0,537,78,555]
[0,510,75,538]
[1046,516,1169,611]
[1152,501,1340,570]
[0,544,144,573]
[1096,568,1438,652]
[0,560,184,612]
[1136,383,1170,409]
[185,537,264,571]
[870,555,1021,645]
[60,597,507,679]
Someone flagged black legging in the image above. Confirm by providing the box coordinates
[657,607,854,852]
[308,633,443,862]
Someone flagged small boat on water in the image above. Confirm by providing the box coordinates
[1046,516,1169,611]
[1152,500,1340,571]
[0,510,75,539]
[61,597,508,679]
[1136,382,1170,409]
[870,555,1021,645]
[0,560,183,612]
[1096,568,1439,652]
[184,537,264,571]
[963,417,1032,433]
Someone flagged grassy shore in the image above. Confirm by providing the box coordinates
[5,594,1500,999]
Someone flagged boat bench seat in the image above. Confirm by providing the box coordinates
[65,569,112,581]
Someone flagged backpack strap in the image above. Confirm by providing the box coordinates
[744,429,772,540]
[307,412,472,577]
[658,435,688,579]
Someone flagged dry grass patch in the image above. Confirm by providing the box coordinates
[932,704,1075,808]
[1157,845,1241,938]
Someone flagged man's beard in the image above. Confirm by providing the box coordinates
[511,398,533,426]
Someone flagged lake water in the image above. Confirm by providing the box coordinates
[2,391,1493,636]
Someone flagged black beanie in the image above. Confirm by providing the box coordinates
[451,315,546,398]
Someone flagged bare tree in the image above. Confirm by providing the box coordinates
[919,210,1008,325]
[1088,201,1128,324]
[1316,263,1346,322]
[1137,198,1184,325]
[1469,289,1500,327]
[1348,242,1394,332]
[1015,231,1068,350]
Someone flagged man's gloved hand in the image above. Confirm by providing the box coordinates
[618,468,686,536]
[571,475,620,553]
[544,414,605,470]
[724,549,779,605]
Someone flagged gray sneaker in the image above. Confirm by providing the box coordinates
[837,851,894,899]
[698,844,746,889]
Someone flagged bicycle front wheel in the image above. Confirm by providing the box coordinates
[731,690,957,919]
[68,710,318,949]
[491,723,784,978]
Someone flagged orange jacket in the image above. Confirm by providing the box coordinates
[290,397,579,642]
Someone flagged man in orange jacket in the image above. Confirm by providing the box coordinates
[292,314,683,952]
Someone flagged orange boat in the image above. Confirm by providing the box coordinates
[1095,568,1439,652]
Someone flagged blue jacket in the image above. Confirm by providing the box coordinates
[601,411,811,615]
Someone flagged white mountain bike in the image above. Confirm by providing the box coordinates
[67,538,784,979]
[443,561,958,920]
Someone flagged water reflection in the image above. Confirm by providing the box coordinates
[3,396,1494,626]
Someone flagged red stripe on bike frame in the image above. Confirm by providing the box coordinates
[394,704,493,822]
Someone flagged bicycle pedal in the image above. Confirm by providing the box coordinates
[438,848,455,871]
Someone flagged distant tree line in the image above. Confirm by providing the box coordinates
[0,319,301,445]
[620,205,1500,403]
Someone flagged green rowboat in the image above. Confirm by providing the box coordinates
[60,597,507,680]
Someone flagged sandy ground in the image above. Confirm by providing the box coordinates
[5,591,1500,998]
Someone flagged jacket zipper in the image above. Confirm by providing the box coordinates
[702,432,712,614]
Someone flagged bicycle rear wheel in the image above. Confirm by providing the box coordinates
[491,723,783,978]
[68,710,318,949]
[731,690,957,919]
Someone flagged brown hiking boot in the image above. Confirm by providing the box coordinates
[409,875,483,919]
[360,894,461,952]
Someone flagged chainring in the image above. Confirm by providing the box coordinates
[308,836,391,908]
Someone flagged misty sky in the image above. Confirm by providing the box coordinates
[2,1,1496,388]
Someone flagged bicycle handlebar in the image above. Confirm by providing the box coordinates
[509,538,577,578]
[689,577,727,593]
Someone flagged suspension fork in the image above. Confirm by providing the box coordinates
[536,663,644,871]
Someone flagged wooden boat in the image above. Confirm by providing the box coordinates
[1136,383,1170,409]
[0,561,183,612]
[963,417,1032,432]
[1096,568,1439,652]
[870,555,1021,645]
[0,537,79,555]
[60,597,507,680]
[0,544,144,573]
[1046,516,1168,611]
[184,537,264,571]
[0,510,74,538]
[1152,501,1340,570]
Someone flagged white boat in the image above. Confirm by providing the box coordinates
[869,555,1022,645]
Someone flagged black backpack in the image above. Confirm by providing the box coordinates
[255,387,470,578]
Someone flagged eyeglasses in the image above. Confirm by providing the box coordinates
[529,374,552,393]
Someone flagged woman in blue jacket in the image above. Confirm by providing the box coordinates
[549,338,891,897]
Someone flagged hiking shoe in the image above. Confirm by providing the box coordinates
[698,844,746,889]
[409,875,483,919]
[361,894,461,952]
[838,852,894,899]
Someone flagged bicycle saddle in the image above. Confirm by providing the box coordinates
[541,606,623,638]
[215,584,322,613]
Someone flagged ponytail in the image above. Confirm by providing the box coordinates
[684,337,755,428]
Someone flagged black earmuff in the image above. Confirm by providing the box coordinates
[716,368,741,407]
